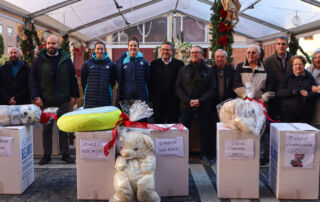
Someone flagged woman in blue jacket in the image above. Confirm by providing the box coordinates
[81,42,116,108]
[116,37,150,105]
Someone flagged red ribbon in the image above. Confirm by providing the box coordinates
[244,97,280,123]
[103,112,185,157]
[40,111,58,124]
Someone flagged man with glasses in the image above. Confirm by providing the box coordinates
[150,42,184,123]
[264,35,292,120]
[176,46,217,166]
[234,44,275,165]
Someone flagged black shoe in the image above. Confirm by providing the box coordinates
[39,154,51,165]
[62,154,75,164]
[200,156,213,166]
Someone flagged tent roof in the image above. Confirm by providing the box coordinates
[1,0,320,42]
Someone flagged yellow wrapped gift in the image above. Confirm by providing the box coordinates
[57,106,121,132]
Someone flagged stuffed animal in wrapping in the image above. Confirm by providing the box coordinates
[111,130,160,202]
[219,98,266,136]
[0,104,42,126]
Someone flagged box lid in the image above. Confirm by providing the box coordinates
[271,123,319,131]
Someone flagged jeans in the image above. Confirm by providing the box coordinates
[179,111,212,158]
[43,102,70,156]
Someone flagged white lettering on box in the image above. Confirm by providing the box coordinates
[225,138,254,160]
[80,139,109,160]
[284,133,315,168]
[0,136,13,156]
[155,136,184,157]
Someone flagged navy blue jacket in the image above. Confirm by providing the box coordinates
[0,61,31,104]
[116,51,150,104]
[81,53,116,108]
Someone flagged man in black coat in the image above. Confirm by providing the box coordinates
[0,47,30,105]
[150,42,184,123]
[176,46,217,166]
[212,49,236,159]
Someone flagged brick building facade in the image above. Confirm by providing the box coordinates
[0,16,17,55]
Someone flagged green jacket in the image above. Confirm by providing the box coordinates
[30,49,79,106]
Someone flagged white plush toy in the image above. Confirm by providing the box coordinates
[111,130,160,202]
[0,104,42,126]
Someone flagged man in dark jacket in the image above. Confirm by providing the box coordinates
[30,35,79,165]
[150,42,184,123]
[264,35,292,120]
[0,47,30,105]
[212,49,235,158]
[81,42,116,108]
[176,46,217,166]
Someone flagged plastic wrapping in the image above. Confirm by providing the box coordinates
[0,104,42,126]
[119,99,153,121]
[218,82,266,136]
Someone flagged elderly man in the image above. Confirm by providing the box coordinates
[264,35,292,120]
[30,35,79,165]
[212,49,235,158]
[176,45,217,166]
[0,47,30,105]
[150,42,184,123]
[234,44,275,165]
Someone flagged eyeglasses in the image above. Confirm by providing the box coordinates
[247,51,257,55]
[277,43,287,46]
[191,51,202,55]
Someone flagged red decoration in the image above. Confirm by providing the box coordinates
[219,8,228,19]
[218,23,230,33]
[218,35,229,45]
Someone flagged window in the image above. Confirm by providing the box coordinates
[7,27,13,35]
[0,25,2,34]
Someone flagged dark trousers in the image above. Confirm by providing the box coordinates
[153,107,179,124]
[179,111,212,158]
[43,102,70,156]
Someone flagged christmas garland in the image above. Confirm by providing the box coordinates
[20,23,40,65]
[61,34,70,53]
[289,34,311,63]
[210,0,234,64]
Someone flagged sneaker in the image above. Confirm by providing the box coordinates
[200,156,213,166]
[62,154,75,164]
[39,154,51,165]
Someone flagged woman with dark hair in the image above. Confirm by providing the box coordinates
[81,42,116,108]
[116,37,150,105]
[278,55,317,123]
[306,49,320,127]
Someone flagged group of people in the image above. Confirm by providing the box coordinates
[0,34,319,166]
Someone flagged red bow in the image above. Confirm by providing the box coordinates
[103,112,185,157]
[244,97,280,123]
[40,111,58,124]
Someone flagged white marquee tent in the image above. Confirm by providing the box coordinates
[1,0,320,42]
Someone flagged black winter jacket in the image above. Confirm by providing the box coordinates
[278,71,316,117]
[0,61,31,104]
[213,64,236,105]
[81,55,116,108]
[116,51,150,104]
[175,61,217,112]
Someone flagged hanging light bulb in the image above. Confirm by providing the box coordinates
[292,11,301,26]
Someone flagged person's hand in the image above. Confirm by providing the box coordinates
[34,97,43,107]
[8,97,16,105]
[69,97,76,107]
[190,99,200,107]
[300,90,308,97]
[312,86,320,93]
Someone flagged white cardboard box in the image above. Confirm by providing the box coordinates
[75,130,115,200]
[149,124,189,197]
[0,126,34,194]
[217,122,260,199]
[269,123,320,199]
[33,122,60,156]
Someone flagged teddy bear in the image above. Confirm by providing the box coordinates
[20,104,42,125]
[111,129,160,202]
